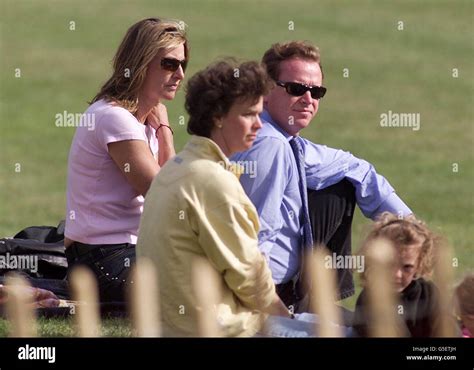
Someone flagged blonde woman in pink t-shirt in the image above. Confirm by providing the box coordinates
[64,18,188,303]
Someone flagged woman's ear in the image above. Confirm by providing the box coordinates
[214,116,223,128]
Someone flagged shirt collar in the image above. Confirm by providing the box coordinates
[185,135,242,179]
[260,109,295,142]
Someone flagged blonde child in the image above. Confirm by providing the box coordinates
[353,212,443,337]
[454,273,474,338]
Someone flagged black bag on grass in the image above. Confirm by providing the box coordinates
[0,222,128,314]
[0,221,67,279]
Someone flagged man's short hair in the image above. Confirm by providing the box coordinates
[185,59,273,138]
[262,40,323,81]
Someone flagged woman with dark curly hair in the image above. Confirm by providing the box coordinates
[137,59,334,337]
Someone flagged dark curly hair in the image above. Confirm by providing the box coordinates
[185,59,274,138]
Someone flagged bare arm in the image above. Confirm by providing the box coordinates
[108,140,159,196]
[156,124,175,167]
[107,103,177,195]
[147,103,175,167]
[263,294,293,318]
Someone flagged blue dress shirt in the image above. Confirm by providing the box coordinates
[231,110,412,284]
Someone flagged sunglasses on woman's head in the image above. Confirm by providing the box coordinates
[276,81,327,100]
[161,58,187,72]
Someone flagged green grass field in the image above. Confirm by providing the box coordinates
[0,0,473,336]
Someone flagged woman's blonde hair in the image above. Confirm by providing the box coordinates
[359,212,441,282]
[91,18,188,113]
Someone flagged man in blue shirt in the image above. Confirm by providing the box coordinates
[231,41,412,314]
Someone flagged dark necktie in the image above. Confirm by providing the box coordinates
[290,136,314,301]
[289,137,314,249]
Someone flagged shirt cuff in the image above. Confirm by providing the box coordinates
[371,192,412,219]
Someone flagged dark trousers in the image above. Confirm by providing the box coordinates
[276,179,356,322]
[65,242,136,303]
[308,178,356,301]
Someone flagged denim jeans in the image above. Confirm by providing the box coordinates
[259,313,352,337]
[65,242,136,303]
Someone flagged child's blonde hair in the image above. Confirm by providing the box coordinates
[359,212,441,282]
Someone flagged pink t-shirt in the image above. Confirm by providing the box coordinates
[65,99,158,244]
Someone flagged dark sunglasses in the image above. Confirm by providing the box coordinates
[276,81,327,100]
[161,58,187,72]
